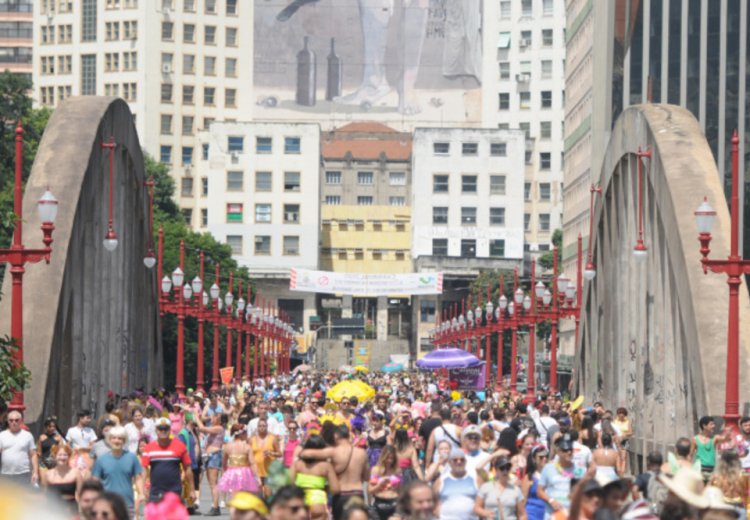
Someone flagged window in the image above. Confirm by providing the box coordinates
[255,235,271,255]
[490,175,506,194]
[420,300,436,322]
[204,56,216,75]
[540,153,551,170]
[57,86,72,102]
[161,21,173,40]
[122,82,137,101]
[432,239,448,256]
[521,0,532,16]
[105,52,119,72]
[489,240,506,257]
[204,25,216,44]
[227,235,243,255]
[160,145,172,163]
[227,171,243,191]
[524,213,530,230]
[284,204,300,223]
[389,196,405,206]
[160,114,172,135]
[490,142,507,156]
[255,204,271,223]
[183,54,195,74]
[181,177,193,197]
[82,0,97,41]
[498,61,510,80]
[539,214,551,231]
[183,23,195,43]
[123,20,137,39]
[182,85,194,104]
[201,208,208,227]
[357,196,373,206]
[202,144,209,161]
[201,176,208,195]
[461,239,476,258]
[227,0,238,14]
[255,171,272,191]
[357,171,373,185]
[461,207,476,225]
[432,207,448,224]
[540,121,552,139]
[205,0,216,13]
[519,122,531,139]
[520,92,531,109]
[543,0,554,15]
[462,142,478,156]
[80,54,96,95]
[524,183,532,201]
[59,25,73,43]
[225,88,236,108]
[433,174,449,193]
[225,57,237,77]
[184,0,195,11]
[182,146,193,165]
[389,171,406,185]
[541,60,552,79]
[256,137,272,153]
[499,1,511,19]
[284,137,301,154]
[461,175,477,193]
[181,115,193,135]
[325,171,341,184]
[226,203,243,222]
[182,208,192,225]
[542,29,553,46]
[498,93,509,110]
[497,31,511,49]
[284,171,300,191]
[227,136,243,152]
[521,30,532,47]
[433,142,450,155]
[123,51,137,70]
[490,207,506,226]
[541,91,552,108]
[540,183,551,200]
[283,236,299,256]
[225,27,237,46]
[104,84,119,96]
[325,195,341,205]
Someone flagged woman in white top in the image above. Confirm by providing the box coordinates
[427,408,462,463]
[123,406,152,454]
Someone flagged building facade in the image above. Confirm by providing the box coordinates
[201,121,320,331]
[0,0,32,79]
[32,0,254,223]
[482,0,566,256]
[411,127,526,357]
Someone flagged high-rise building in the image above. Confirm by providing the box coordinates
[32,0,253,224]
[0,0,32,80]
[482,0,566,257]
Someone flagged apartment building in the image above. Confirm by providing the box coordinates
[411,127,526,356]
[482,0,566,257]
[33,0,253,223]
[0,0,32,79]
[200,121,320,331]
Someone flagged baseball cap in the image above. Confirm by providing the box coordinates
[461,425,482,440]
[155,417,171,429]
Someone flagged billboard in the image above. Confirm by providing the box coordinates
[253,0,483,127]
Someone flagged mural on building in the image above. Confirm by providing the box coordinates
[254,0,483,126]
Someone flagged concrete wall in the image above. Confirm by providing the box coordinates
[0,97,162,428]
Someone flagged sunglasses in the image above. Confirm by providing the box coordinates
[156,426,170,432]
[466,434,480,440]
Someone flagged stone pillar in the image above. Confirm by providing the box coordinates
[377,296,388,341]
[342,295,353,318]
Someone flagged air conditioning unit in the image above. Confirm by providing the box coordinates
[161,63,172,74]
[519,38,531,48]
[183,164,192,176]
[230,151,239,164]
[285,212,298,222]
[516,73,531,83]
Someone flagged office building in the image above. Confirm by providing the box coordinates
[0,0,32,79]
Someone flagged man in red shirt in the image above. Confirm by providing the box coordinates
[141,417,196,503]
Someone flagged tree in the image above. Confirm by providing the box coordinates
[0,336,30,402]
[538,229,563,270]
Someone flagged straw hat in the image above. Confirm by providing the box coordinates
[702,486,740,517]
[658,469,708,509]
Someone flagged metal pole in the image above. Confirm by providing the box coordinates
[8,122,25,411]
[226,272,233,369]
[725,130,741,429]
[527,261,536,398]
[196,251,205,392]
[176,240,186,396]
[211,263,220,391]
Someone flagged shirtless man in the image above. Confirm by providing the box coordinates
[298,423,370,519]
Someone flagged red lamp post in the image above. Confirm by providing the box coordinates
[694,130,749,432]
[583,185,602,281]
[101,137,118,252]
[143,177,156,268]
[160,239,189,396]
[2,122,58,412]
[194,252,206,392]
[210,265,221,391]
[633,147,652,261]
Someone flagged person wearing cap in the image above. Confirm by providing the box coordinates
[227,491,268,520]
[537,437,577,516]
[140,417,196,506]
[434,448,479,520]
[473,456,526,519]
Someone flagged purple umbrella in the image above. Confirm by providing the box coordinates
[416,348,482,369]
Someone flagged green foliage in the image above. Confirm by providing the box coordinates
[538,229,563,270]
[0,336,31,402]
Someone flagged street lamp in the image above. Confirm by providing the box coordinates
[101,137,118,252]
[694,129,749,431]
[584,184,603,280]
[143,177,156,268]
[633,147,652,262]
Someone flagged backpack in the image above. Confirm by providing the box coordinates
[646,471,669,514]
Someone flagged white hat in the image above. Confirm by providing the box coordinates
[702,486,740,517]
[658,469,708,509]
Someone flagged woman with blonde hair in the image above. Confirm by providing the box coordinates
[709,450,748,510]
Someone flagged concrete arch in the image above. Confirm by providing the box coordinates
[579,104,750,452]
[0,97,161,426]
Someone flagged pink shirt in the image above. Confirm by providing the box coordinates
[283,439,300,467]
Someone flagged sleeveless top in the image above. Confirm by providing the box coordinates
[526,476,546,520]
[40,435,59,460]
[439,473,478,520]
[227,453,249,467]
[48,480,77,497]
[368,434,388,450]
[251,434,275,477]
[695,436,716,467]
[432,424,461,461]
[284,439,300,467]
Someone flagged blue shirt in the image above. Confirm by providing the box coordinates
[92,451,142,508]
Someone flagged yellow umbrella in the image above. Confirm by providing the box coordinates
[327,380,376,402]
[354,366,369,373]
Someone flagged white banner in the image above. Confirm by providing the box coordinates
[289,269,443,296]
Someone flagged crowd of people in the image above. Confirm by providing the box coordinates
[0,368,749,520]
